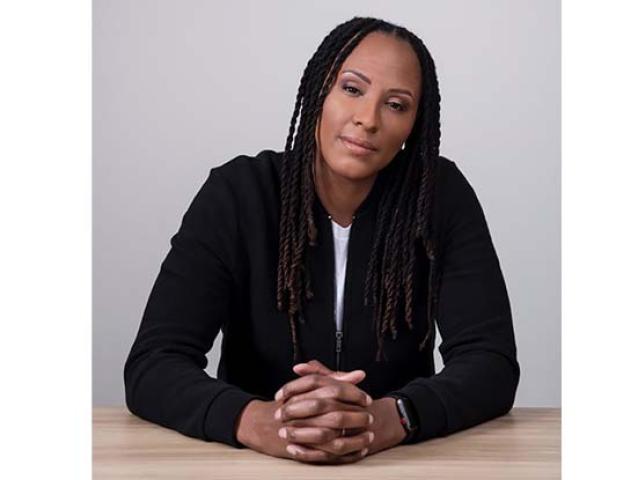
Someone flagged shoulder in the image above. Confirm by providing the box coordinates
[210,149,283,194]
[435,155,482,207]
[434,155,488,234]
[436,155,474,200]
[194,149,283,225]
[184,149,283,221]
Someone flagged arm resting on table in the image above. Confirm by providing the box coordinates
[123,169,265,448]
[388,160,521,443]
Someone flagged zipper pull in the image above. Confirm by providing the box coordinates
[335,331,343,370]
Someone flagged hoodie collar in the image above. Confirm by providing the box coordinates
[312,166,391,219]
[274,149,400,219]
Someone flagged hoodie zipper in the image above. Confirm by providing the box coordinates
[328,214,341,370]
[329,213,355,371]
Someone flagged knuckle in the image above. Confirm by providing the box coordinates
[311,374,323,388]
[333,438,345,451]
[309,398,322,413]
[330,411,344,426]
[328,384,341,398]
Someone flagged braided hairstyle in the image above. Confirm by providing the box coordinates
[276,16,442,364]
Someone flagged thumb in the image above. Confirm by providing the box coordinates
[293,361,333,376]
[329,369,366,384]
[292,363,366,384]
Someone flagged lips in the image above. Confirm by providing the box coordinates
[339,135,378,154]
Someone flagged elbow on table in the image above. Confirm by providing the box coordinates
[122,352,147,418]
[499,356,521,415]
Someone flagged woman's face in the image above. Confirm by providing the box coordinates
[315,32,422,181]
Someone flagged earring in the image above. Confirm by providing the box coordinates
[401,141,406,150]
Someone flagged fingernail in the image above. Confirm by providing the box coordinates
[367,432,375,443]
[286,445,301,456]
[275,389,283,401]
[278,427,287,439]
[361,448,369,457]
[368,414,374,425]
[366,395,373,405]
[274,408,282,420]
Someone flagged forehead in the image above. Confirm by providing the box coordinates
[340,32,422,92]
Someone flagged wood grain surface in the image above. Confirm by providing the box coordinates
[93,407,560,479]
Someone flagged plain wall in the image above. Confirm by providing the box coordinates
[93,0,560,407]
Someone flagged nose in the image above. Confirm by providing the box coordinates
[352,97,379,133]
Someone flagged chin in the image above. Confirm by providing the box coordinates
[325,152,380,180]
[330,159,377,181]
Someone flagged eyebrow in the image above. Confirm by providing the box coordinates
[341,69,415,99]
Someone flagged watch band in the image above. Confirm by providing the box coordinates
[388,393,419,444]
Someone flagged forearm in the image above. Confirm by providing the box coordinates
[389,339,520,442]
[125,349,263,447]
[392,159,521,443]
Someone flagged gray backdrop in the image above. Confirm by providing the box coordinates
[94,0,560,407]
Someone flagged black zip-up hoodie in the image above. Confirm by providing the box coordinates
[123,149,520,448]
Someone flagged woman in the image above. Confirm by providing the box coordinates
[124,16,520,465]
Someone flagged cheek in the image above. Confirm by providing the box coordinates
[319,94,348,137]
[388,115,417,147]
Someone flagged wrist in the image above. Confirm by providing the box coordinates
[385,394,419,444]
[235,399,265,448]
[373,397,408,447]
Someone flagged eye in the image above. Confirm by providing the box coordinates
[341,83,407,112]
[387,101,406,112]
[342,84,361,95]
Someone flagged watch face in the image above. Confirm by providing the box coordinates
[397,397,418,431]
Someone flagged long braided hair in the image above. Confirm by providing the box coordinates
[276,17,442,364]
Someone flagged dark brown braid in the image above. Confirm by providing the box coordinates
[276,17,443,363]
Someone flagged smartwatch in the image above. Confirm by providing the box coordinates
[387,393,419,444]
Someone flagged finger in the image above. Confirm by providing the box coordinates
[279,425,367,446]
[293,365,366,385]
[293,360,333,375]
[287,443,368,464]
[285,410,374,430]
[278,426,337,445]
[307,359,331,371]
[330,370,366,383]
[292,362,366,383]
[278,398,366,421]
[310,429,375,456]
[286,384,372,407]
[274,374,328,402]
[275,372,370,402]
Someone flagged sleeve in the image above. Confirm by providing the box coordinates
[123,168,267,448]
[387,160,521,443]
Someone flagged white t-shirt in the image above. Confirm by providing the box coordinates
[331,219,351,332]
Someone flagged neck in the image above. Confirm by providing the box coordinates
[313,151,376,228]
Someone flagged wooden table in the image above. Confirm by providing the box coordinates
[93,407,560,479]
